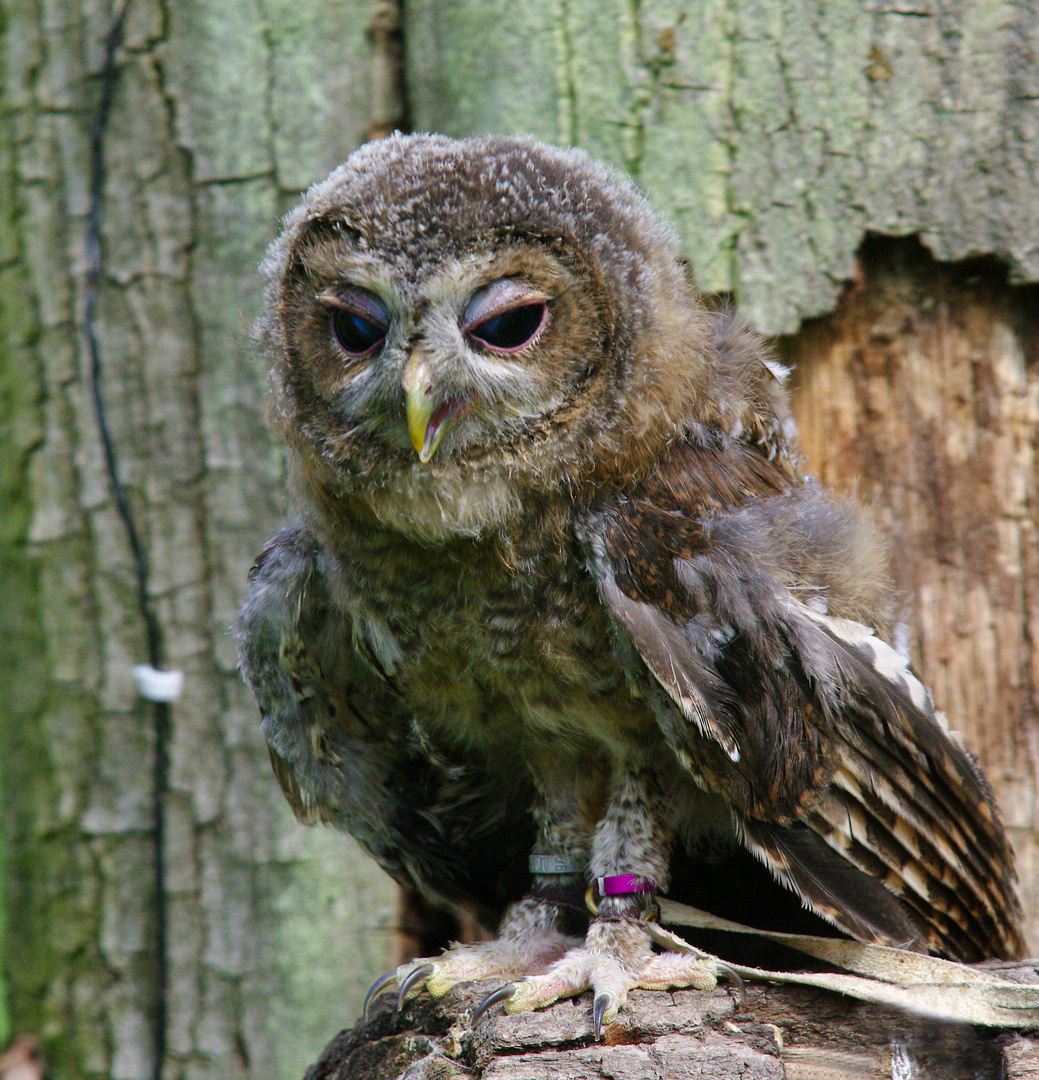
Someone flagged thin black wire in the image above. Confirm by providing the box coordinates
[84,4,169,1077]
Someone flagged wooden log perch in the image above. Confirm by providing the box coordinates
[302,978,1039,1080]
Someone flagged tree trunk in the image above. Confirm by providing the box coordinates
[407,0,1039,333]
[0,2,397,1077]
[784,237,1039,950]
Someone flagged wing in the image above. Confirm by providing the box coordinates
[235,523,533,927]
[582,434,1025,962]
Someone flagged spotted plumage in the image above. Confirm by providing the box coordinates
[236,133,1024,1032]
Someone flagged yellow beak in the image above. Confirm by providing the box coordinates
[403,350,449,463]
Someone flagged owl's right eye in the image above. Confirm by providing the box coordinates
[332,309,386,355]
[327,290,389,357]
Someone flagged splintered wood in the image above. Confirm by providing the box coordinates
[784,237,1039,952]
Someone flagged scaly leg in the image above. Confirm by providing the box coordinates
[365,897,577,1016]
[481,759,718,1035]
[365,755,601,1014]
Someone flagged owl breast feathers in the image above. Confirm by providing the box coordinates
[236,133,1024,1024]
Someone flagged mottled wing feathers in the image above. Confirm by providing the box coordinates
[592,439,836,819]
[739,818,925,950]
[790,608,1025,960]
[599,572,744,768]
[267,744,325,826]
[587,439,1024,962]
[235,523,534,925]
[238,527,352,826]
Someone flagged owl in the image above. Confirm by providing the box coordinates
[236,133,1025,1036]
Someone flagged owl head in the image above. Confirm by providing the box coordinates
[258,134,725,538]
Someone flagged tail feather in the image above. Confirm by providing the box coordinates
[807,792,1001,961]
[798,609,1024,960]
[740,817,926,951]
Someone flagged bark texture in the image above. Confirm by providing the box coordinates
[784,237,1039,950]
[299,979,1039,1080]
[0,2,395,1078]
[407,0,1039,333]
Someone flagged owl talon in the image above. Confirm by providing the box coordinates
[717,962,746,1009]
[397,962,436,1009]
[363,969,400,1019]
[471,983,517,1025]
[363,960,439,1020]
[592,990,616,1040]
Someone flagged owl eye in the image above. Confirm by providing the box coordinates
[332,309,386,355]
[463,279,548,354]
[328,289,389,357]
[468,302,547,352]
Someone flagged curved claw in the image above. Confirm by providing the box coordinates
[397,962,436,1010]
[363,969,399,1020]
[716,962,746,1011]
[471,983,517,1026]
[592,991,616,1040]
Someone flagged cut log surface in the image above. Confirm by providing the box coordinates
[302,979,1039,1080]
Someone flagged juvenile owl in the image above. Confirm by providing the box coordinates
[236,133,1024,1034]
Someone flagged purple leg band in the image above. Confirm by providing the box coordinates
[597,874,655,896]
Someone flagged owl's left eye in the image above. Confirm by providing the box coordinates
[463,279,548,354]
[468,303,547,352]
[327,289,389,357]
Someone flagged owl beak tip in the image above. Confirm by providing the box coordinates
[406,397,434,459]
[410,399,466,462]
[403,354,437,459]
[406,392,447,463]
[403,354,466,462]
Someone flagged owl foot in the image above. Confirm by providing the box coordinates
[473,917,720,1038]
[364,926,577,1018]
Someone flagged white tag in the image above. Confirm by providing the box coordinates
[133,664,185,702]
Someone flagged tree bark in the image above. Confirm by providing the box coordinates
[406,0,1039,332]
[0,2,396,1077]
[784,236,1039,949]
[298,978,1039,1080]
